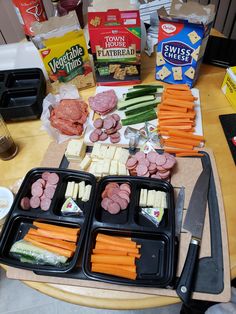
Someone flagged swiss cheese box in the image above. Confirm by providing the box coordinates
[156,1,215,87]
[88,9,141,86]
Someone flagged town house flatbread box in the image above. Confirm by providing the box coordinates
[88,9,141,86]
[156,1,215,87]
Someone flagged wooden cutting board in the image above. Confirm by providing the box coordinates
[6,142,231,302]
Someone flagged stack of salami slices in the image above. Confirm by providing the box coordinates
[88,89,118,115]
[101,182,131,214]
[89,114,122,143]
[126,151,176,180]
[50,99,89,136]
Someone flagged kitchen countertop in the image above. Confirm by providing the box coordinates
[0,52,235,309]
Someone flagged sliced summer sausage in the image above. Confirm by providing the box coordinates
[20,197,30,210]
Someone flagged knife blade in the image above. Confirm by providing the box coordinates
[175,186,185,240]
[176,166,211,304]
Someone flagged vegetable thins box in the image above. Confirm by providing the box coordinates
[156,1,215,87]
[88,9,141,86]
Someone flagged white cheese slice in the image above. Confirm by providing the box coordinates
[139,189,144,207]
[65,139,86,161]
[78,181,85,199]
[100,145,108,159]
[109,160,118,175]
[119,148,130,165]
[147,190,155,207]
[105,145,116,160]
[161,191,167,208]
[102,159,111,176]
[72,183,79,200]
[80,154,92,170]
[154,191,162,208]
[91,143,101,158]
[118,162,127,176]
[89,161,97,175]
[95,160,104,177]
[113,147,122,161]
[143,189,148,207]
[82,184,92,202]
[65,181,75,199]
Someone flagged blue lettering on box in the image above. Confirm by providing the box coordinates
[162,41,194,66]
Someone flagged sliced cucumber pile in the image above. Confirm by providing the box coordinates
[118,84,163,126]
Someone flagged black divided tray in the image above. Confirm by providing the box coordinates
[0,68,46,121]
[0,168,97,275]
[83,176,175,288]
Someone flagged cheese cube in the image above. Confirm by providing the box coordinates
[113,147,123,161]
[118,162,127,176]
[154,191,162,208]
[147,190,155,207]
[95,160,104,177]
[89,161,97,175]
[65,139,86,162]
[65,181,75,198]
[78,181,85,199]
[82,185,92,202]
[91,143,101,159]
[105,145,116,160]
[109,160,118,175]
[72,183,79,200]
[100,145,108,159]
[80,154,91,170]
[102,159,111,176]
[119,148,130,165]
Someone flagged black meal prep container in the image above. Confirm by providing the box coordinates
[0,167,96,275]
[83,176,176,288]
[0,68,46,121]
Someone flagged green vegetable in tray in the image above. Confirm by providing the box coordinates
[118,95,156,110]
[129,84,164,90]
[121,109,157,126]
[124,87,159,100]
[124,99,161,116]
[10,239,68,266]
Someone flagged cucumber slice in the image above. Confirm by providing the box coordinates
[124,87,158,100]
[118,95,155,110]
[128,84,164,91]
[121,109,157,126]
[125,100,160,116]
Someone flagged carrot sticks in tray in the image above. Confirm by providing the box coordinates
[90,233,141,280]
[157,84,205,157]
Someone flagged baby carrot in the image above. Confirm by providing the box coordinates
[24,234,76,251]
[158,104,188,113]
[33,222,80,236]
[165,93,197,102]
[91,264,136,280]
[168,130,205,141]
[163,99,195,110]
[92,249,127,256]
[166,84,190,91]
[92,263,136,273]
[164,141,194,150]
[91,254,135,266]
[96,234,137,249]
[28,228,78,243]
[25,238,73,258]
[165,136,201,147]
[95,242,139,254]
[175,152,204,157]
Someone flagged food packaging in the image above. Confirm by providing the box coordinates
[156,0,215,87]
[88,9,141,86]
[31,11,95,93]
[221,66,236,111]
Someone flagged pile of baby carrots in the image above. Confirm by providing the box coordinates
[91,233,141,280]
[24,221,80,258]
[157,84,205,157]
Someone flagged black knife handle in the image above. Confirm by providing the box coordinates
[176,238,200,304]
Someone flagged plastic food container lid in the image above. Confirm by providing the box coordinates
[0,187,14,225]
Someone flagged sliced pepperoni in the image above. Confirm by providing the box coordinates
[40,197,51,211]
[147,151,158,163]
[111,113,120,121]
[93,118,103,129]
[126,157,138,169]
[118,191,130,203]
[155,154,167,166]
[99,132,108,141]
[30,196,40,209]
[20,197,30,210]
[31,185,43,197]
[110,135,120,143]
[89,131,99,143]
[120,183,131,194]
[47,173,59,185]
[107,201,121,214]
[42,172,50,181]
[136,164,148,176]
[44,186,56,199]
[135,151,146,161]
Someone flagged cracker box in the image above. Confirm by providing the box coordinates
[88,9,141,86]
[222,66,236,111]
[156,1,215,87]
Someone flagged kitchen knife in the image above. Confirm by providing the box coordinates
[176,166,211,304]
